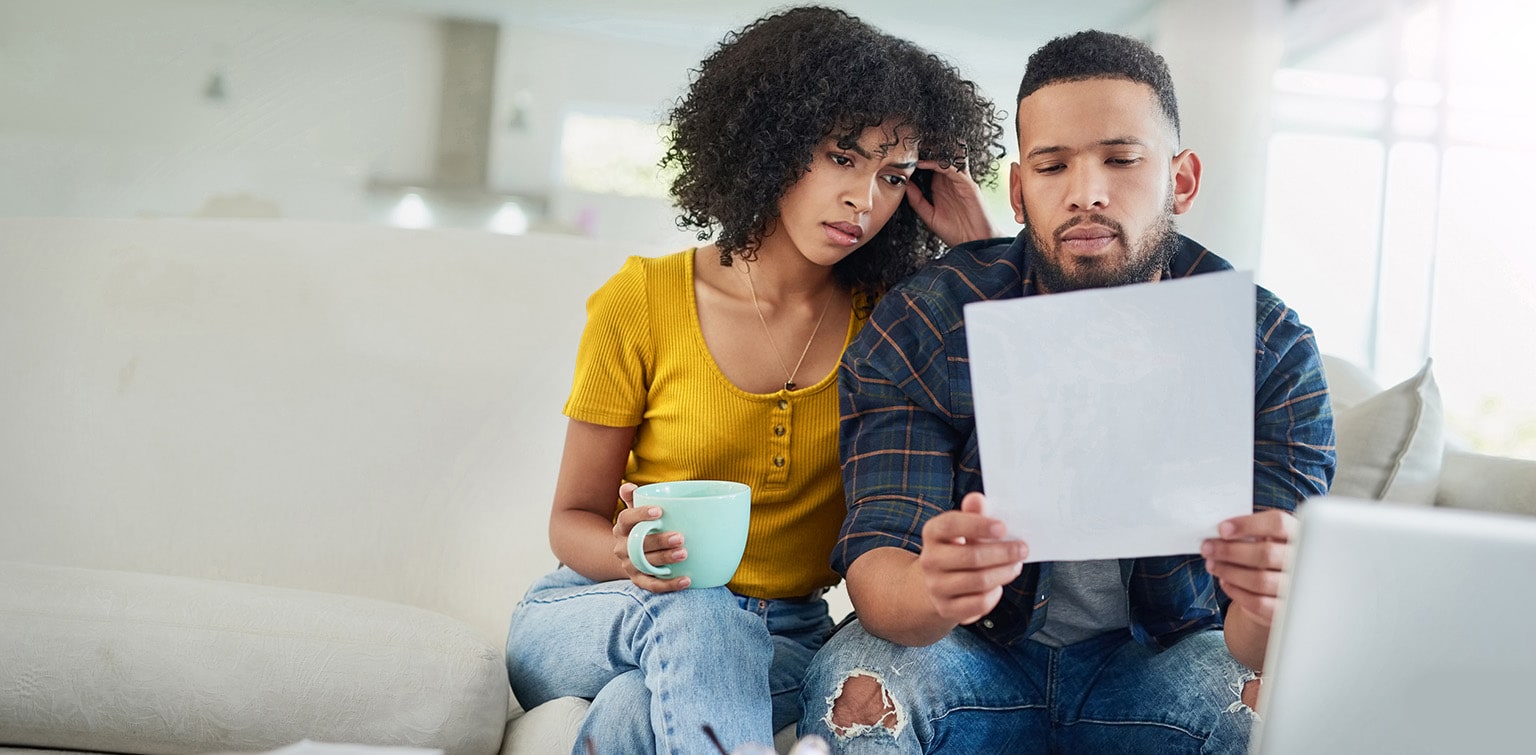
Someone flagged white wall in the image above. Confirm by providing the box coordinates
[1153,0,1286,272]
[0,0,442,220]
[0,0,1285,258]
[488,24,706,246]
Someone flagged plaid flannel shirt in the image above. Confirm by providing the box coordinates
[835,232,1335,649]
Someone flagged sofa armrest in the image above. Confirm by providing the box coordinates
[0,562,508,755]
[1435,450,1536,516]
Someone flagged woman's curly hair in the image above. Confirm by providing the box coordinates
[662,5,1005,299]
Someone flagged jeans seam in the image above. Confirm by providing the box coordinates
[1067,717,1205,741]
[1045,647,1059,728]
[931,703,1049,723]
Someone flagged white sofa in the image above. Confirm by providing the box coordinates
[2,218,1533,755]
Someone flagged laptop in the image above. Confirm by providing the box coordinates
[1252,496,1536,755]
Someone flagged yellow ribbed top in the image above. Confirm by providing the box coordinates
[563,250,856,598]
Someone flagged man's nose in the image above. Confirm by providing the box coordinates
[1066,166,1109,211]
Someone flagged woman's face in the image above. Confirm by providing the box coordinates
[767,122,918,267]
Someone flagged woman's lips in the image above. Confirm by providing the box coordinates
[824,222,863,246]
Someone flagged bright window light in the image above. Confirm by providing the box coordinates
[1272,68,1389,101]
[558,113,676,198]
[1262,0,1536,460]
[1393,80,1443,107]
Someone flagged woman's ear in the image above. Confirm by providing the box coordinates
[1170,149,1201,215]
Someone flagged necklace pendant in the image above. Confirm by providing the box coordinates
[785,381,796,391]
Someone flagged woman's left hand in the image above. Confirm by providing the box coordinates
[905,158,997,248]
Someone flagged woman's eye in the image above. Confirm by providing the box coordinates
[882,174,908,187]
[830,153,853,167]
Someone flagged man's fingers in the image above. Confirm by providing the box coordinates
[1219,509,1297,541]
[1202,539,1288,571]
[1207,560,1284,599]
[933,587,1003,625]
[959,491,988,516]
[924,539,1027,573]
[1218,579,1279,625]
[924,513,1005,543]
[926,559,1023,597]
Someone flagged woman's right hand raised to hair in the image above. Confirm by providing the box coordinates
[906,158,998,248]
[614,482,694,593]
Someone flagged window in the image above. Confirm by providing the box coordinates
[557,112,676,198]
[1259,0,1536,460]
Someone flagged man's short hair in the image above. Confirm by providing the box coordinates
[1015,30,1180,139]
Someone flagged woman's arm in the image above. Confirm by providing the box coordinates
[547,418,638,581]
[547,419,692,591]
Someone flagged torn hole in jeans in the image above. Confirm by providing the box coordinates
[825,669,906,739]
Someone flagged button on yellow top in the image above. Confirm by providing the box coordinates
[773,455,786,467]
[773,424,786,436]
[777,399,789,410]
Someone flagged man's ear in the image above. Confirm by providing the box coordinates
[1171,149,1201,215]
[1009,162,1026,225]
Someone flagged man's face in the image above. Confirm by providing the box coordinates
[1009,78,1199,291]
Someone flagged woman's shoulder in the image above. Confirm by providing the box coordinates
[594,248,696,299]
[613,248,697,287]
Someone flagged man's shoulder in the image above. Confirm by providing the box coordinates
[1170,236,1233,278]
[1168,238,1295,333]
[889,235,1024,309]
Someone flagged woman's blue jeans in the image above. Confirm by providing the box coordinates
[506,566,833,755]
[798,619,1258,754]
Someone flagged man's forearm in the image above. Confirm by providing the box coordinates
[1223,603,1271,671]
[845,547,959,647]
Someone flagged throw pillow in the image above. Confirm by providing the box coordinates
[1330,359,1444,505]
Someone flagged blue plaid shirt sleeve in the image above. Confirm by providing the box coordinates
[832,289,965,576]
[1251,289,1335,515]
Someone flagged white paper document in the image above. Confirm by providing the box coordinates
[963,270,1253,562]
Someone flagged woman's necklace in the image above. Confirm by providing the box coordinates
[742,265,837,391]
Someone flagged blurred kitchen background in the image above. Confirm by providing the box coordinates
[3,0,1533,459]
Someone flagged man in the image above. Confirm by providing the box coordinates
[797,30,1334,754]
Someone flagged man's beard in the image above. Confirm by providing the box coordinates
[1024,196,1180,293]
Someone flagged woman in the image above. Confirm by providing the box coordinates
[505,7,1003,753]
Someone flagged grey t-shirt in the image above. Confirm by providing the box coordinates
[1031,559,1131,648]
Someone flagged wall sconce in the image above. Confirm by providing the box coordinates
[204,70,228,103]
[507,90,532,132]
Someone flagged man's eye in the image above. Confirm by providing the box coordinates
[1109,158,1141,166]
[1036,164,1064,174]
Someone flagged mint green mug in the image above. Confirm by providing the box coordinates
[627,480,750,589]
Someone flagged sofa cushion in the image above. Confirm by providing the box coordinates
[1330,360,1445,505]
[0,561,508,755]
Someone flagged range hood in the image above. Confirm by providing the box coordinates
[369,18,542,226]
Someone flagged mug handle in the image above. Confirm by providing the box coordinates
[627,519,673,578]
